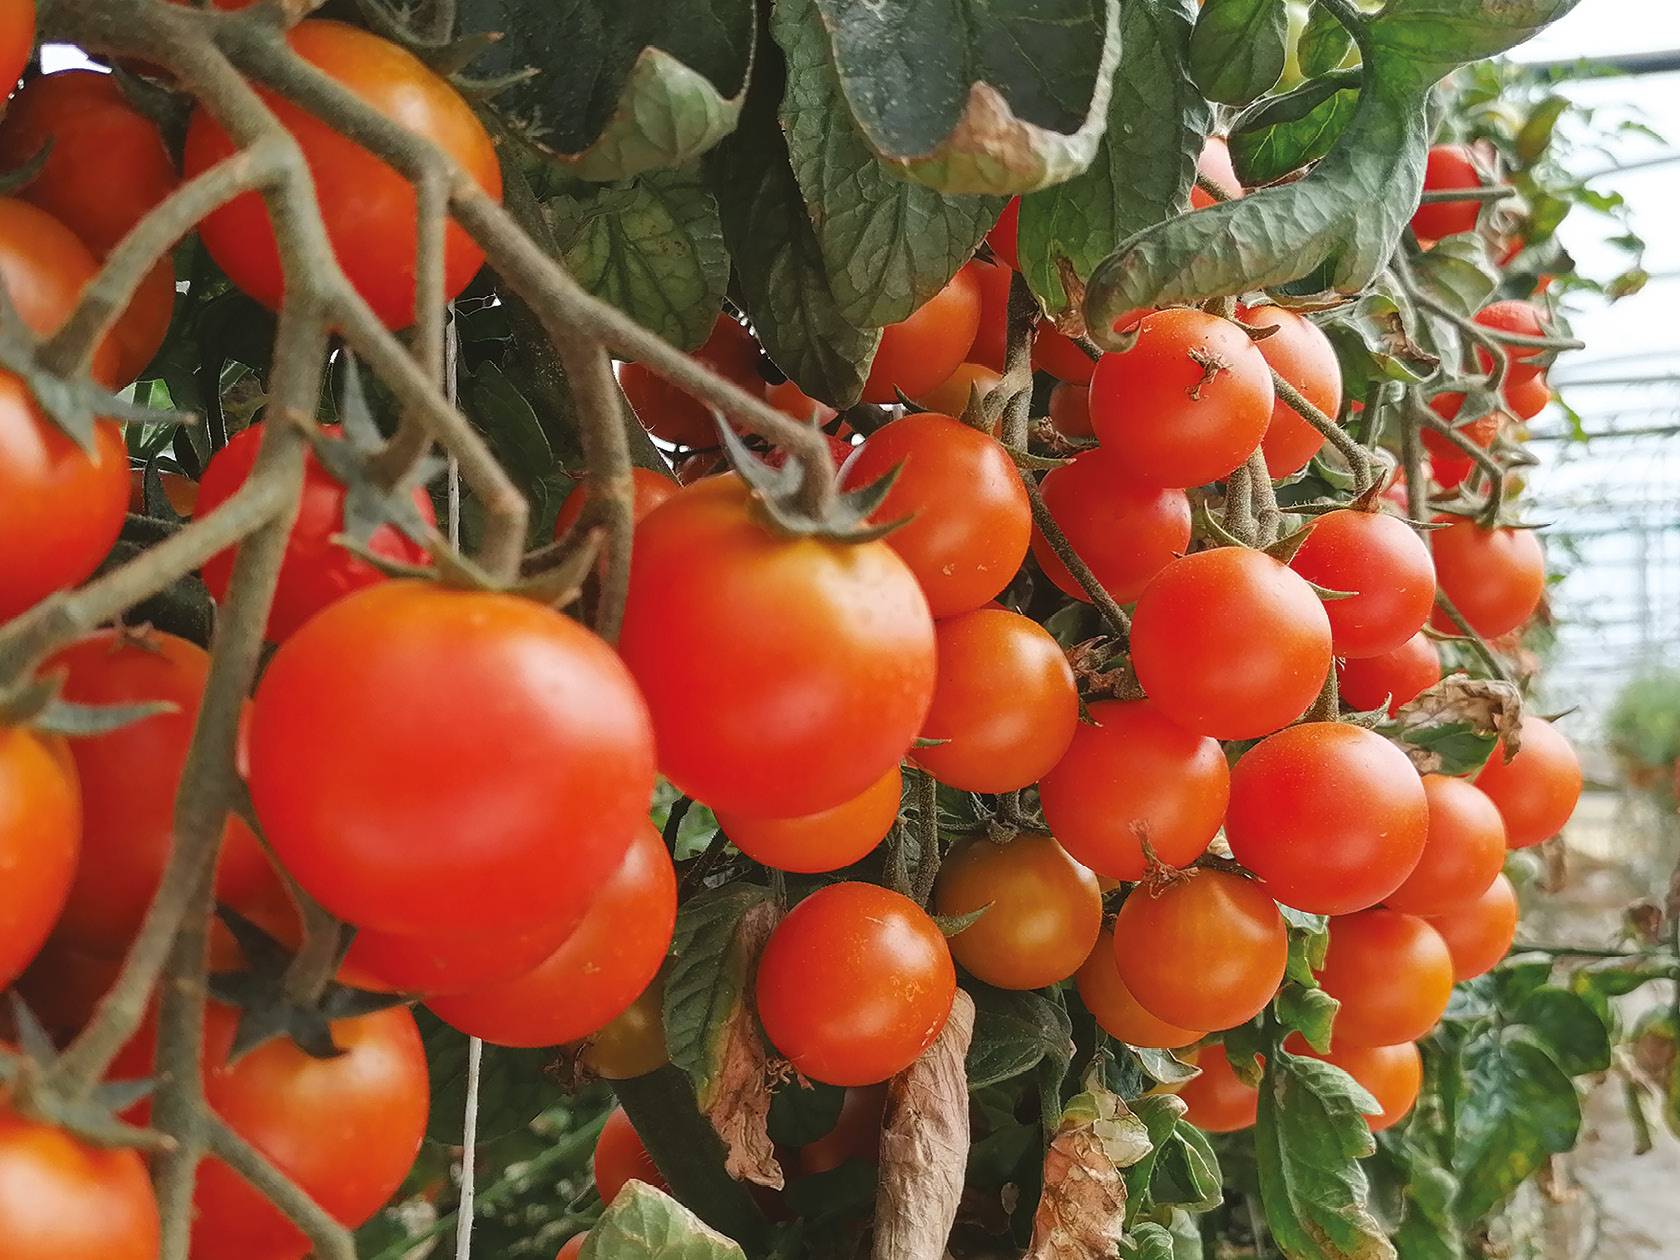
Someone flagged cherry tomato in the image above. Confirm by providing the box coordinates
[765,377,837,425]
[1039,699,1228,881]
[716,765,901,874]
[915,362,1001,417]
[0,0,32,96]
[1033,324,1098,385]
[1286,1036,1421,1133]
[1288,509,1436,658]
[1031,449,1191,604]
[862,264,983,404]
[1503,371,1550,421]
[1113,871,1287,1032]
[1237,306,1342,476]
[1429,516,1545,639]
[911,608,1078,793]
[0,1101,159,1260]
[1130,546,1332,740]
[842,412,1030,617]
[1089,309,1273,488]
[1047,382,1093,438]
[595,1108,666,1205]
[1177,1042,1258,1133]
[1421,872,1519,980]
[1422,396,1501,490]
[1410,144,1484,241]
[1473,300,1548,384]
[1189,136,1243,209]
[581,977,669,1080]
[934,834,1101,990]
[969,257,1011,371]
[1474,714,1582,849]
[556,1236,587,1260]
[798,1085,887,1176]
[1384,774,1506,915]
[347,912,583,996]
[1076,926,1204,1048]
[428,821,676,1047]
[987,198,1020,270]
[620,475,934,818]
[249,581,656,935]
[755,883,955,1086]
[1315,909,1453,1048]
[1337,631,1441,716]
[621,315,763,447]
[105,258,174,388]
[0,195,118,384]
[553,466,679,540]
[0,726,78,989]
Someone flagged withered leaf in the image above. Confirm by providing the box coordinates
[700,898,783,1189]
[1024,1087,1152,1260]
[1385,675,1524,775]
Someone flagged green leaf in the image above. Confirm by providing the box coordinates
[1135,1046,1202,1086]
[1150,1119,1223,1212]
[1515,95,1569,166]
[1229,72,1360,185]
[965,984,1075,1089]
[1124,1221,1177,1260]
[1123,1092,1188,1207]
[1281,906,1331,983]
[1276,982,1341,1054]
[1189,0,1289,105]
[1384,1138,1463,1260]
[580,1180,747,1259]
[420,1011,561,1145]
[810,0,1125,195]
[1320,285,1441,391]
[1512,986,1612,1077]
[766,1080,846,1148]
[1385,720,1497,779]
[1298,3,1355,77]
[1405,233,1497,318]
[1453,1028,1581,1224]
[663,884,773,1103]
[1017,0,1214,316]
[464,361,559,501]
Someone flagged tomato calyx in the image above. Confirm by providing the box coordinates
[1064,637,1143,702]
[0,1000,170,1152]
[716,419,907,543]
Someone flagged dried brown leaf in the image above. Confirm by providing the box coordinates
[1391,675,1524,773]
[1023,1089,1152,1260]
[699,899,783,1190]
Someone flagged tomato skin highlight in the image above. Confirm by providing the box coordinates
[1430,516,1545,639]
[1422,872,1519,980]
[1384,775,1507,915]
[1337,631,1441,717]
[0,726,79,989]
[1411,144,1484,241]
[716,765,901,874]
[1315,909,1454,1048]
[0,1101,161,1260]
[1030,449,1191,605]
[594,1108,666,1205]
[1288,509,1436,658]
[1076,925,1205,1049]
[1239,306,1343,477]
[1474,714,1582,849]
[861,264,983,404]
[1177,1042,1259,1133]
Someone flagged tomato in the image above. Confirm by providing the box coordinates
[1337,631,1441,716]
[1189,135,1243,209]
[1474,714,1582,849]
[1130,546,1332,739]
[798,1085,887,1176]
[862,264,983,403]
[1429,516,1545,639]
[620,475,934,818]
[0,726,78,989]
[842,412,1030,617]
[1410,144,1484,241]
[428,821,676,1047]
[347,913,582,996]
[1315,909,1453,1048]
[249,581,656,935]
[1504,371,1550,421]
[755,882,955,1086]
[44,629,278,956]
[1088,309,1273,488]
[1384,774,1506,915]
[557,1236,587,1260]
[969,257,1011,371]
[1113,871,1286,1032]
[915,362,1001,416]
[911,608,1078,793]
[581,977,669,1080]
[194,424,437,642]
[1039,700,1228,881]
[595,1108,666,1205]
[0,0,32,96]
[0,196,124,388]
[105,258,174,387]
[987,198,1020,270]
[1238,306,1342,477]
[1287,509,1435,658]
[1422,872,1519,980]
[1047,382,1093,438]
[765,377,837,425]
[716,765,900,874]
[1226,722,1428,916]
[1421,400,1499,491]
[933,834,1101,990]
[1177,1042,1258,1133]
[553,466,679,540]
[621,316,763,447]
[1473,300,1548,384]
[1076,926,1204,1048]
[183,20,501,327]
[1030,449,1191,604]
[1033,324,1098,385]
[0,1102,159,1260]
[1286,1036,1421,1133]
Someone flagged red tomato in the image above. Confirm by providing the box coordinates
[1288,509,1436,658]
[1473,300,1548,384]
[1429,516,1545,639]
[933,833,1102,990]
[915,362,1001,417]
[1287,1036,1421,1133]
[1238,306,1342,476]
[1033,324,1097,385]
[105,258,174,388]
[553,465,679,539]
[1039,699,1228,881]
[620,475,935,818]
[249,580,656,935]
[556,1236,587,1260]
[1422,872,1519,980]
[1088,309,1273,487]
[429,821,676,1046]
[715,765,901,874]
[621,316,763,447]
[1385,774,1506,915]
[1422,401,1500,491]
[0,1102,160,1260]
[911,608,1078,793]
[1113,870,1287,1032]
[987,198,1020,270]
[1130,546,1332,739]
[0,0,32,96]
[1474,714,1582,849]
[1177,1042,1258,1133]
[1315,909,1453,1048]
[194,424,437,643]
[347,913,583,997]
[1410,144,1484,241]
[0,727,78,989]
[755,882,956,1086]
[798,1085,887,1176]
[765,377,837,425]
[1503,371,1550,421]
[862,264,983,404]
[1076,925,1205,1049]
[842,412,1030,617]
[1031,449,1191,604]
[969,257,1011,372]
[183,20,502,327]
[1336,631,1441,716]
[594,1108,666,1205]
[1047,382,1093,438]
[1226,722,1428,915]
[0,195,118,383]
[1189,136,1243,209]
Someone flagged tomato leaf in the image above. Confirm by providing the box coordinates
[1298,3,1355,78]
[1122,1221,1177,1260]
[1275,981,1341,1054]
[1380,1136,1464,1260]
[1134,1046,1202,1086]
[965,984,1076,1089]
[1511,986,1612,1077]
[1319,285,1441,394]
[1228,72,1360,186]
[663,884,775,1103]
[1404,234,1498,319]
[580,1179,748,1259]
[1188,0,1288,106]
[1121,1092,1186,1210]
[1024,1086,1151,1259]
[1148,1120,1223,1213]
[1452,1028,1581,1224]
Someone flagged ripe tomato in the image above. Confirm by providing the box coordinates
[1076,926,1204,1049]
[1429,516,1545,639]
[0,195,121,385]
[0,1102,160,1260]
[1177,1042,1258,1133]
[798,1085,887,1176]
[620,475,934,818]
[755,882,955,1086]
[1031,449,1191,604]
[105,258,174,388]
[911,608,1078,793]
[1423,396,1500,490]
[1504,371,1550,421]
[581,977,669,1080]
[621,315,762,447]
[1422,872,1519,980]
[553,466,679,540]
[1113,871,1286,1032]
[183,20,501,328]
[595,1108,666,1205]
[45,629,278,956]
[987,198,1020,270]
[347,913,582,997]
[1088,309,1273,488]
[1336,631,1441,716]
[1130,546,1332,740]
[1474,714,1581,849]
[765,377,837,425]
[1033,324,1097,385]
[969,257,1011,371]
[716,765,901,874]
[194,424,437,642]
[1384,775,1506,915]
[1315,909,1453,1048]
[1473,300,1548,384]
[428,821,676,1046]
[934,834,1101,990]
[1039,700,1228,881]
[557,1236,588,1260]
[1288,509,1435,658]
[1238,306,1342,477]
[1189,135,1243,209]
[0,0,32,96]
[915,362,1001,417]
[1410,144,1484,241]
[1226,722,1428,916]
[842,412,1030,617]
[862,264,983,404]
[1286,1036,1421,1133]
[0,726,78,989]
[1047,382,1093,438]
[249,580,656,935]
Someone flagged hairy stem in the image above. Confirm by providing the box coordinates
[1024,476,1131,639]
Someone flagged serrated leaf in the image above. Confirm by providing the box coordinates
[1229,72,1360,185]
[1453,1028,1580,1224]
[580,1180,747,1259]
[1189,0,1289,105]
[966,984,1076,1089]
[1512,986,1611,1077]
[1321,285,1440,392]
[1299,3,1355,77]
[1276,981,1340,1054]
[1383,675,1521,777]
[663,884,773,1103]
